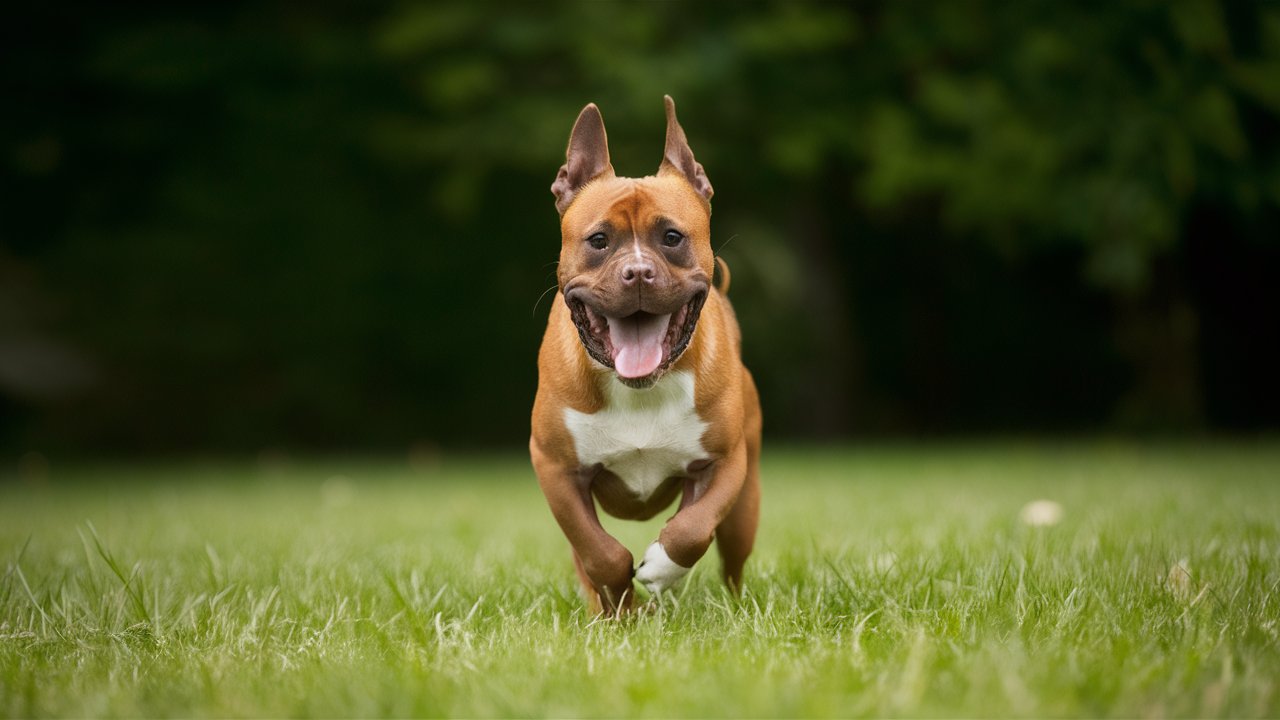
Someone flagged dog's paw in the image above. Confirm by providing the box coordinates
[635,542,690,595]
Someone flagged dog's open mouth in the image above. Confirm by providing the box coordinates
[569,292,706,386]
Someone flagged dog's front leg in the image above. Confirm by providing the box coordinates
[636,441,748,595]
[532,450,636,614]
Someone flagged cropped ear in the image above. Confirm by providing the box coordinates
[551,103,615,215]
[657,95,713,202]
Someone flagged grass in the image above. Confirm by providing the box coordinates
[1,441,1278,717]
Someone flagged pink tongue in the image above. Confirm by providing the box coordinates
[608,313,672,378]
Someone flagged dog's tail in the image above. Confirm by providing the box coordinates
[714,256,731,295]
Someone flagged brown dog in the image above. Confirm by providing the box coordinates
[530,96,762,615]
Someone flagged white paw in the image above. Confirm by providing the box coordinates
[635,542,690,595]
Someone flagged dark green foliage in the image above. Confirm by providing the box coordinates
[2,2,1278,452]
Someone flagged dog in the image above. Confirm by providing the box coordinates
[530,96,762,615]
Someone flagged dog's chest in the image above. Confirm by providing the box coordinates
[563,371,708,501]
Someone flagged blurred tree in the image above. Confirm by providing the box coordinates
[851,2,1280,430]
[374,0,1280,433]
[2,0,1277,454]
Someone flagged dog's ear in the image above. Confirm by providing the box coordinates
[552,103,615,215]
[658,95,713,203]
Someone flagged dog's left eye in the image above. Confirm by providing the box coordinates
[662,230,685,247]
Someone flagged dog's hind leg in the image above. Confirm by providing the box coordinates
[716,369,762,592]
[715,450,759,593]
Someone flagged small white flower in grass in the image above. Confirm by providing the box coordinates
[321,475,355,508]
[871,551,899,574]
[1019,499,1063,527]
[1166,557,1193,599]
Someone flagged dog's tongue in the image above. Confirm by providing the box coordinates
[608,312,671,378]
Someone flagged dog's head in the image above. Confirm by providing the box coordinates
[551,96,715,388]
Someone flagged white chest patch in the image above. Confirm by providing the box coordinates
[563,371,708,501]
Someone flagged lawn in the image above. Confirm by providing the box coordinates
[2,442,1278,717]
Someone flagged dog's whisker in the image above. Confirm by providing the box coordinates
[532,284,559,317]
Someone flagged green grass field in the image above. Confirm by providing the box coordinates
[2,442,1278,717]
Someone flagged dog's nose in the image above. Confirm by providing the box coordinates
[621,261,657,286]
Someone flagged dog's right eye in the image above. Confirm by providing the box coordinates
[586,233,608,250]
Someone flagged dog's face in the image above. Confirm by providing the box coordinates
[551,97,715,388]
